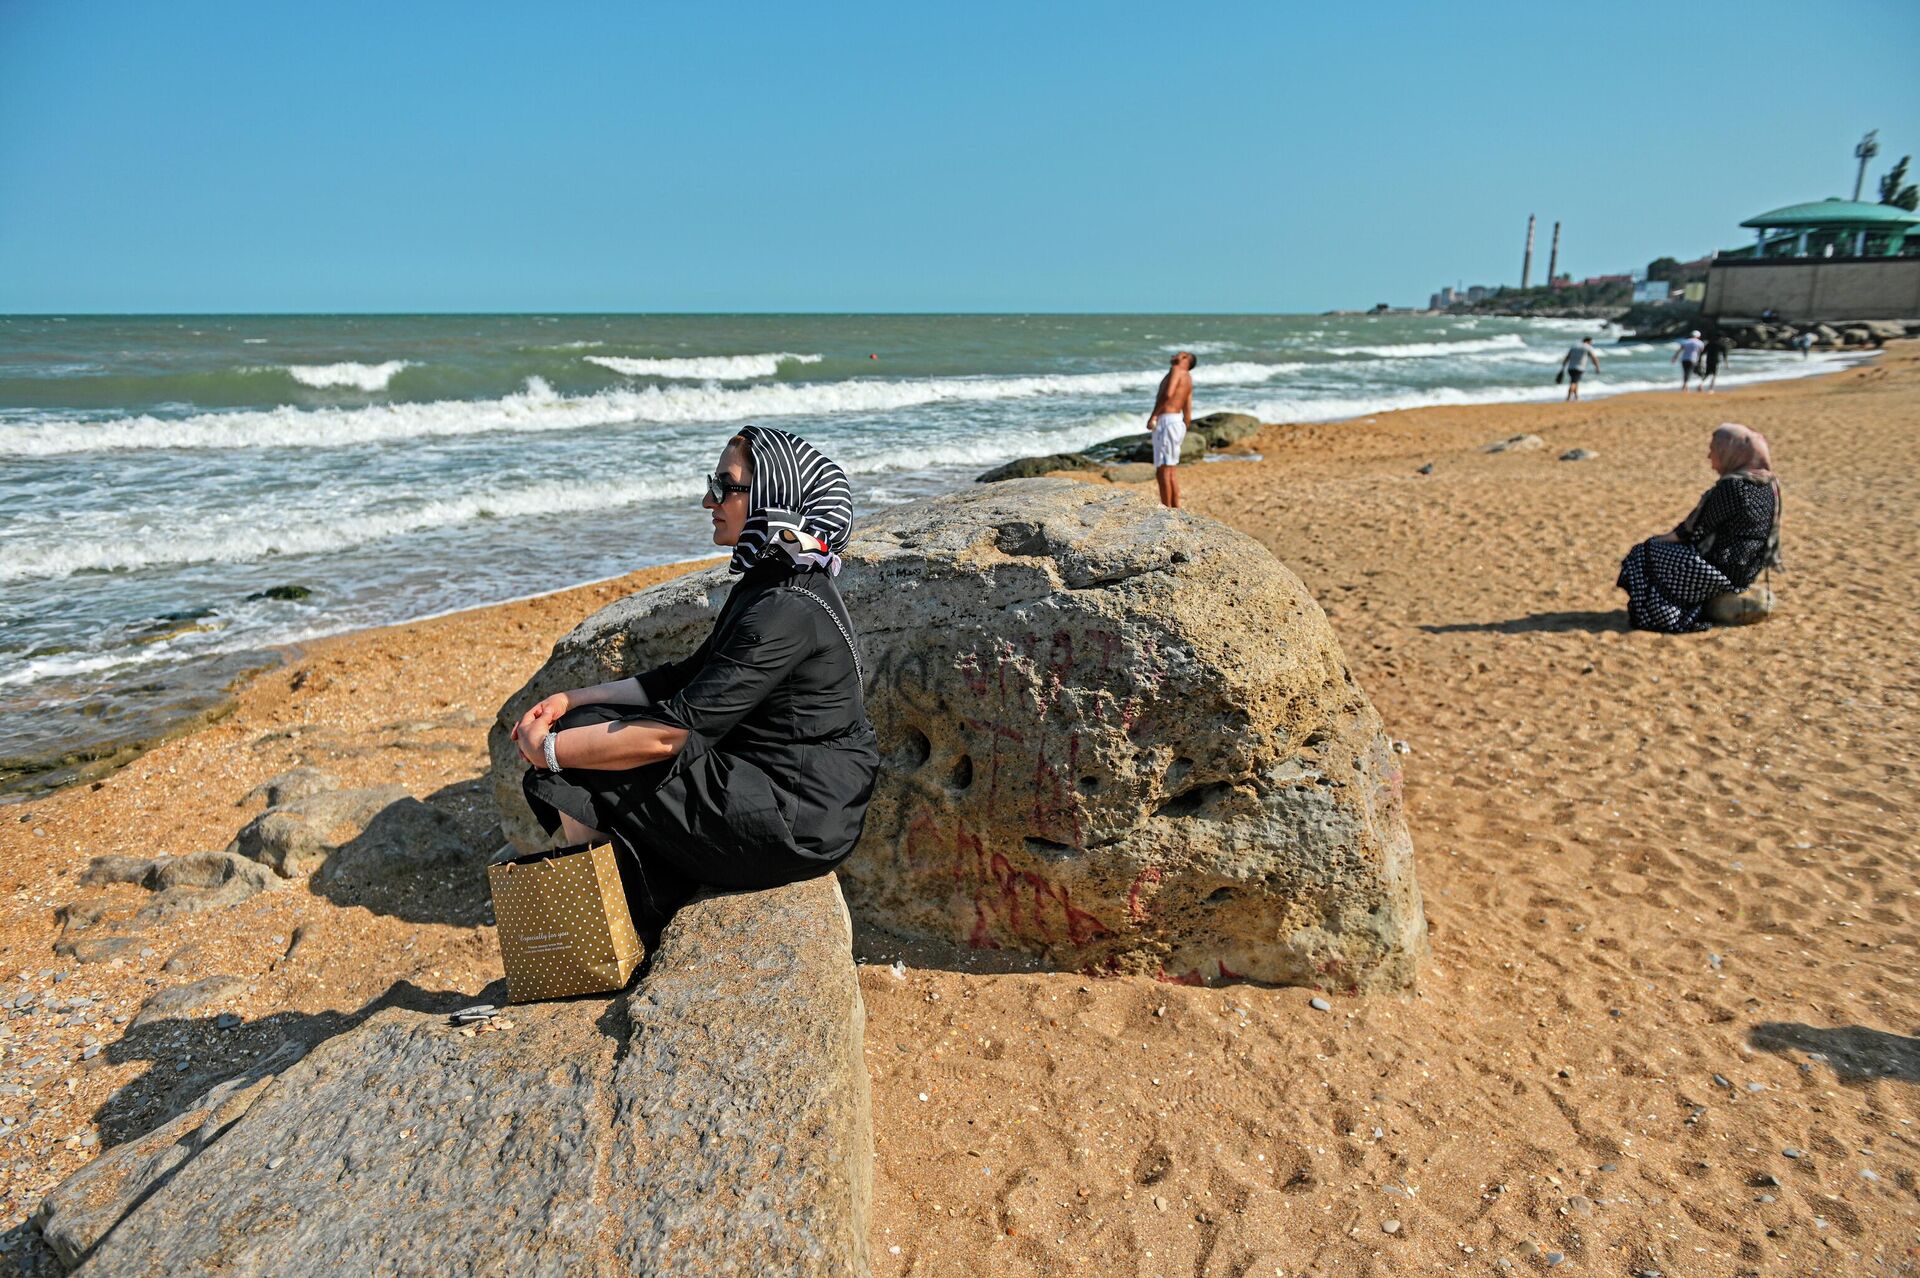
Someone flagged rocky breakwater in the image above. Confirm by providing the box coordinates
[974,412,1263,483]
[1620,306,1920,349]
[491,480,1425,991]
[34,876,871,1277]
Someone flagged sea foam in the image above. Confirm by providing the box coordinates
[0,408,1154,583]
[283,360,412,391]
[585,352,824,380]
[0,475,692,583]
[1322,335,1528,359]
[1249,353,1862,424]
[0,363,1294,456]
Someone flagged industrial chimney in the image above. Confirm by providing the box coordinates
[1547,221,1561,289]
[1521,214,1536,289]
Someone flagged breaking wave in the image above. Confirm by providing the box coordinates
[0,409,1149,582]
[585,352,823,380]
[1250,354,1864,424]
[1322,335,1528,359]
[1159,341,1239,356]
[282,360,412,391]
[0,475,690,583]
[0,363,1294,456]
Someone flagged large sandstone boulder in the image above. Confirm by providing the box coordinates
[36,876,870,1277]
[491,481,1423,991]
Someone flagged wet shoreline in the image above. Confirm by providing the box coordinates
[0,649,282,803]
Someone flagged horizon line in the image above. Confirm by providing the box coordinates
[0,308,1437,320]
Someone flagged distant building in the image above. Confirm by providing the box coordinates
[1704,198,1920,320]
[1726,199,1918,260]
[1426,281,1526,308]
[1633,280,1674,305]
[1579,273,1633,287]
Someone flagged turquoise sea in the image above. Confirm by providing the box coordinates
[0,312,1854,794]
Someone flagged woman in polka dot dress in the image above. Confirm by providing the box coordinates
[1617,423,1781,633]
[510,426,880,935]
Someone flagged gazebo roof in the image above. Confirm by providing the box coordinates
[1740,198,1920,230]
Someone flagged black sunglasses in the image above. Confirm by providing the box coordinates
[705,472,751,503]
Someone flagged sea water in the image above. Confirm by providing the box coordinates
[0,312,1852,793]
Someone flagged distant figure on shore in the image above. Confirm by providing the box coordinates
[1146,351,1196,508]
[1673,331,1707,392]
[511,425,879,937]
[1796,330,1816,359]
[1616,423,1781,633]
[1700,334,1730,392]
[1558,337,1600,401]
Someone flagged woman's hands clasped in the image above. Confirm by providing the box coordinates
[511,691,572,767]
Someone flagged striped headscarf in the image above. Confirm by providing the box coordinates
[729,424,855,575]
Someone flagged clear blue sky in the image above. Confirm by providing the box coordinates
[3,0,1915,313]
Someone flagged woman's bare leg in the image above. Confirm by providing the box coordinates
[558,811,607,845]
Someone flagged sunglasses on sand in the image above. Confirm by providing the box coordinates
[705,472,751,503]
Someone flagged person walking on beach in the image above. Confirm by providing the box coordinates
[1673,330,1707,392]
[1147,351,1196,509]
[1559,336,1600,401]
[1700,334,1730,392]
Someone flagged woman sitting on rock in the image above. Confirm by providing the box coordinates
[1617,422,1781,633]
[509,425,880,932]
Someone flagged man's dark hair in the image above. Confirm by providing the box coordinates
[1184,351,1199,369]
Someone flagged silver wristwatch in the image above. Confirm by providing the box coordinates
[543,731,561,773]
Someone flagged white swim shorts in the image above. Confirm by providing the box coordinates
[1152,413,1186,467]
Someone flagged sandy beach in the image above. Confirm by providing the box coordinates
[2,349,1915,1275]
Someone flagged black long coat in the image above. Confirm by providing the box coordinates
[524,562,879,895]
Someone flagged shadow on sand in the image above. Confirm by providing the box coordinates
[90,979,499,1151]
[302,775,500,928]
[1749,1021,1920,1084]
[1421,609,1629,635]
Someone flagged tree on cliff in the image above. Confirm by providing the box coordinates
[1646,257,1681,281]
[1880,156,1918,212]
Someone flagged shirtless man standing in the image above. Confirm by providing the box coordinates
[1146,351,1196,508]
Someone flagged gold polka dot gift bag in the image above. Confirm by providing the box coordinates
[486,843,644,1003]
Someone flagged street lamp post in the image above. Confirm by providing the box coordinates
[1853,129,1880,202]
